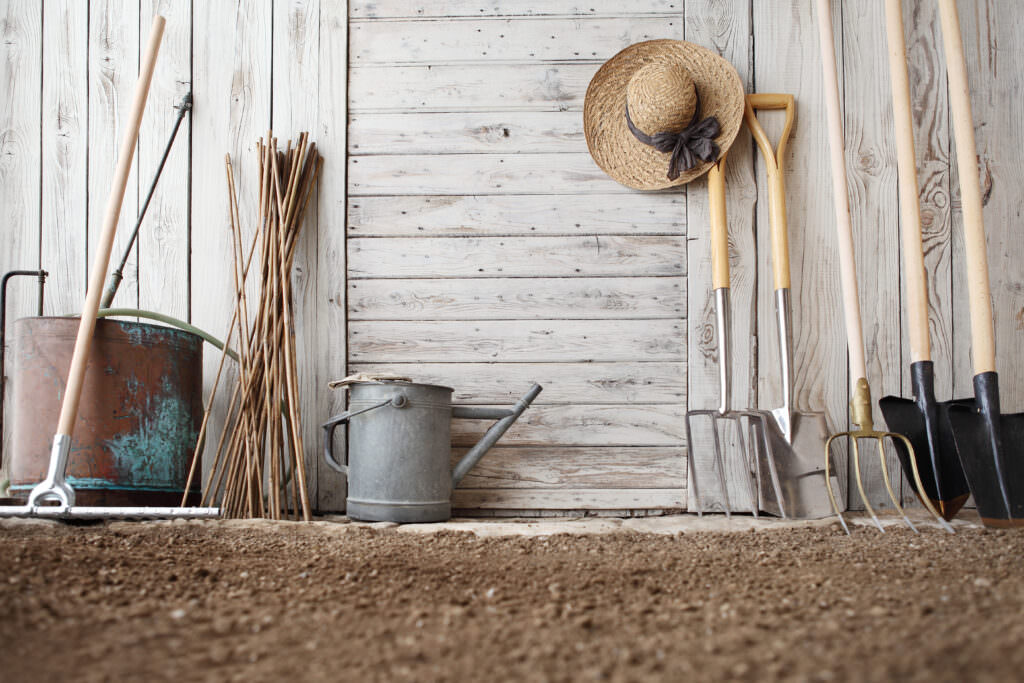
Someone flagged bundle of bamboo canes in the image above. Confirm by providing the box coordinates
[182,132,322,520]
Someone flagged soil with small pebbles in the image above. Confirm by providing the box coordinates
[1,518,1022,682]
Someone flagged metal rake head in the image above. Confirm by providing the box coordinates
[825,379,954,535]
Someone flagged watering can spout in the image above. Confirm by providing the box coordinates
[451,384,542,487]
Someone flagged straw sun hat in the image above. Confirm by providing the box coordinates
[584,39,745,190]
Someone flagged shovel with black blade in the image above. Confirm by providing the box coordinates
[877,0,971,522]
[938,0,1024,528]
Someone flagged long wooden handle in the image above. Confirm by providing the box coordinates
[744,94,795,291]
[938,0,996,375]
[56,15,166,436]
[815,0,868,386]
[709,156,729,290]
[885,0,931,364]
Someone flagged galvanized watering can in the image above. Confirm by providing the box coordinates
[322,381,542,523]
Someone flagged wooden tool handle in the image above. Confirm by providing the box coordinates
[744,94,795,291]
[709,156,729,290]
[816,0,868,386]
[56,15,165,436]
[938,0,996,374]
[885,0,931,363]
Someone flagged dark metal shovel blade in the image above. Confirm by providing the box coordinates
[878,361,971,520]
[947,371,1024,527]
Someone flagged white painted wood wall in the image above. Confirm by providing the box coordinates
[2,0,1022,514]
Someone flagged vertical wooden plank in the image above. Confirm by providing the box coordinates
[752,0,849,506]
[272,0,322,508]
[87,0,140,310]
[191,0,272,479]
[955,0,1024,412]
[685,0,758,512]
[138,0,192,320]
[317,1,348,511]
[840,0,903,507]
[41,0,88,317]
[0,0,42,478]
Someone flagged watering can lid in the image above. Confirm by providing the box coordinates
[328,373,425,389]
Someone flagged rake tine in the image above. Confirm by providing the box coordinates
[851,437,885,532]
[875,437,919,533]
[824,433,851,535]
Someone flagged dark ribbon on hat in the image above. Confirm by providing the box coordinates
[625,91,721,180]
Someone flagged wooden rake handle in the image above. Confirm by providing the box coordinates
[745,93,795,291]
[56,15,165,437]
[709,156,729,291]
[885,0,931,364]
[816,0,868,386]
[938,0,996,375]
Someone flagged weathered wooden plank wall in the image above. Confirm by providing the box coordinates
[347,0,689,514]
[1,0,1022,515]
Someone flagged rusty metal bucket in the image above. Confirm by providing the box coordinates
[8,317,203,506]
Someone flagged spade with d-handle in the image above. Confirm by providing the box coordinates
[745,93,840,519]
[877,0,971,521]
[939,0,1024,528]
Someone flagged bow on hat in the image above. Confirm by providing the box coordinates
[625,92,722,180]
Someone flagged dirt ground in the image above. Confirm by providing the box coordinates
[2,518,1022,683]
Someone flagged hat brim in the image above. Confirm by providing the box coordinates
[584,40,745,191]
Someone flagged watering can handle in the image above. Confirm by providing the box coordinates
[321,398,394,475]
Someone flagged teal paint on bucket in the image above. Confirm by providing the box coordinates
[9,317,204,506]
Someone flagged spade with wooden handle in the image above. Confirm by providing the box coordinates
[877,0,971,521]
[938,0,1024,528]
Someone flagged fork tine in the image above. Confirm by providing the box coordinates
[825,432,851,534]
[710,414,732,517]
[852,437,885,532]
[685,413,705,517]
[886,432,956,534]
[730,416,758,518]
[875,437,919,533]
[744,418,764,518]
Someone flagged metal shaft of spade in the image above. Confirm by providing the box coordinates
[877,0,970,522]
[100,92,191,309]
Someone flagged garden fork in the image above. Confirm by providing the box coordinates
[686,156,786,518]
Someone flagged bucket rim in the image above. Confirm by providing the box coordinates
[12,315,203,342]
